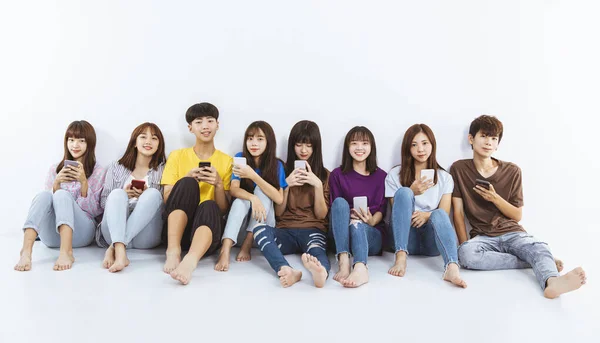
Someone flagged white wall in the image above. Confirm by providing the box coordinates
[1,1,599,264]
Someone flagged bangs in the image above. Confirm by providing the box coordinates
[478,125,502,137]
[246,126,265,138]
[140,124,159,137]
[295,131,313,145]
[66,123,88,139]
[349,130,371,143]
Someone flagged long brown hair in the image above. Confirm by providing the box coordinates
[56,120,97,178]
[285,120,328,182]
[341,126,378,174]
[241,121,281,193]
[118,122,166,171]
[399,124,444,186]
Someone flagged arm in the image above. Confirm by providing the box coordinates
[474,184,523,222]
[438,193,451,216]
[312,183,328,220]
[212,179,230,213]
[452,197,469,244]
[75,165,106,218]
[275,187,290,217]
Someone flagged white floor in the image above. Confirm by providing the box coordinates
[1,232,597,343]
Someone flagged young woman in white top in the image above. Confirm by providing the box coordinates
[385,124,466,288]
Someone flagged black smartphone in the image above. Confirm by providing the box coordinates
[198,161,211,169]
[475,179,491,190]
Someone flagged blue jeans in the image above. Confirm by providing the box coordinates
[222,186,275,245]
[458,232,560,290]
[100,188,164,249]
[252,226,331,275]
[391,187,459,269]
[330,197,382,266]
[22,190,95,248]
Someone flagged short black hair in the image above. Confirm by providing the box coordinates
[469,115,503,142]
[185,102,219,123]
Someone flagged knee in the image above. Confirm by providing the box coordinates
[108,188,128,202]
[198,200,219,213]
[253,225,274,247]
[458,242,480,268]
[332,197,349,211]
[140,187,162,201]
[34,191,53,204]
[175,177,198,188]
[429,209,449,225]
[393,187,414,204]
[52,189,72,202]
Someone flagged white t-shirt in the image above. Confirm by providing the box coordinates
[385,165,453,212]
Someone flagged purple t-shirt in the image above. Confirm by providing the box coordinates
[329,167,388,233]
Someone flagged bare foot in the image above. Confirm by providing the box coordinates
[334,253,351,284]
[215,248,231,272]
[170,255,199,285]
[388,251,407,277]
[102,245,115,269]
[342,263,369,288]
[236,247,252,262]
[163,248,181,274]
[301,253,327,288]
[53,251,75,271]
[443,263,467,288]
[544,267,586,299]
[277,266,302,288]
[555,259,564,273]
[14,250,32,272]
[108,246,130,273]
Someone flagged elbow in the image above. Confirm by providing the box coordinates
[274,196,284,206]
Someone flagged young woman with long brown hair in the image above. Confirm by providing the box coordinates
[14,120,105,272]
[385,124,466,288]
[98,122,167,272]
[214,121,287,272]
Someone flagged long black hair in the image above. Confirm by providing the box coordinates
[285,120,328,182]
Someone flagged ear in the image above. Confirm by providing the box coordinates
[468,134,474,145]
[215,120,220,132]
[188,123,192,133]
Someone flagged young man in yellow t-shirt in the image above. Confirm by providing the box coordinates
[160,102,233,285]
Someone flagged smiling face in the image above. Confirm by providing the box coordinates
[410,132,432,164]
[246,128,267,158]
[469,130,499,158]
[189,116,219,143]
[67,137,87,160]
[349,137,371,163]
[135,127,160,158]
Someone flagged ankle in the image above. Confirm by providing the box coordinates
[166,247,181,255]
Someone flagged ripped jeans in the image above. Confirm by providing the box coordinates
[458,232,560,290]
[252,226,330,275]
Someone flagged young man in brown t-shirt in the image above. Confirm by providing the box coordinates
[450,115,586,299]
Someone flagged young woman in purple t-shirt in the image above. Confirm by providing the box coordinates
[329,126,387,288]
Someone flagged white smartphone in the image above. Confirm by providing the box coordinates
[233,157,247,166]
[353,196,368,213]
[294,160,307,171]
[420,169,435,182]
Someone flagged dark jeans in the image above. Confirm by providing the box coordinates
[252,225,331,275]
[164,177,223,255]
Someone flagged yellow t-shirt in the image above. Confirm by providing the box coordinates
[161,148,233,203]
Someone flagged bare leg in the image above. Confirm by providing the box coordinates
[301,253,327,288]
[388,250,407,277]
[442,263,467,288]
[333,252,351,284]
[236,232,253,262]
[163,210,185,274]
[53,224,75,271]
[102,244,115,269]
[170,226,212,285]
[277,266,302,288]
[215,238,233,272]
[544,267,586,299]
[14,228,37,271]
[108,242,130,273]
[342,262,369,288]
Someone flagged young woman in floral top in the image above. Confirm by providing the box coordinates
[14,120,106,272]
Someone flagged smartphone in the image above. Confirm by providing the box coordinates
[63,160,78,168]
[353,196,368,213]
[198,161,211,169]
[233,157,247,166]
[475,179,491,190]
[131,179,146,190]
[294,160,307,171]
[420,169,435,182]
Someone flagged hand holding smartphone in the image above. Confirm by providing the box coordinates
[233,157,247,167]
[294,160,307,171]
[131,179,146,190]
[353,196,368,213]
[198,161,211,169]
[475,179,491,190]
[420,169,435,182]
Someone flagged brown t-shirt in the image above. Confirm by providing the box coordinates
[450,158,524,238]
[276,170,330,231]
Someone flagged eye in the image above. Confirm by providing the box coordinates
[152,136,159,141]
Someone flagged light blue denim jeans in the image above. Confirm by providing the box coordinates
[330,197,382,266]
[391,187,459,269]
[458,232,560,290]
[222,186,275,245]
[22,190,95,248]
[100,188,164,249]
